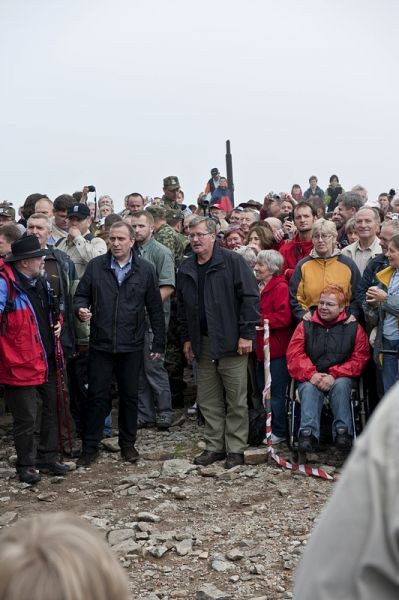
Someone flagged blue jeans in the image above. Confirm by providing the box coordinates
[257,357,289,438]
[103,412,112,436]
[382,337,399,394]
[297,377,355,441]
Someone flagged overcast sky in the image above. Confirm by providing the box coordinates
[1,0,398,210]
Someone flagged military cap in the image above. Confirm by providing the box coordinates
[165,209,183,222]
[0,202,15,219]
[163,176,180,190]
[146,206,166,219]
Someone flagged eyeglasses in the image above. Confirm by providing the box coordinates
[318,301,339,307]
[188,232,212,240]
[312,233,333,241]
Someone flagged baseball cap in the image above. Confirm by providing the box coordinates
[67,203,91,220]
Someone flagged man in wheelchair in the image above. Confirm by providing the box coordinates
[286,284,369,452]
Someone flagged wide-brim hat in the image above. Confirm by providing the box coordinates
[238,200,262,209]
[4,234,49,263]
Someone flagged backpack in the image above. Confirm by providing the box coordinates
[0,262,16,336]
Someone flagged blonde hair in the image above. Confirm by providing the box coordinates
[312,218,337,239]
[0,512,130,600]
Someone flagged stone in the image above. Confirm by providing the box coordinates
[107,529,136,546]
[161,459,197,477]
[211,559,235,572]
[226,548,245,561]
[50,476,65,484]
[112,539,140,554]
[101,437,120,452]
[137,512,161,523]
[63,461,76,471]
[244,448,268,465]
[196,583,232,599]
[37,492,57,502]
[0,511,17,525]
[175,538,192,556]
[0,467,15,479]
[198,466,220,477]
[147,544,169,558]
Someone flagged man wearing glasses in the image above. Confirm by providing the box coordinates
[177,217,259,469]
[287,285,369,451]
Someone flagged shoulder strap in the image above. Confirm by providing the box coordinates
[0,266,16,336]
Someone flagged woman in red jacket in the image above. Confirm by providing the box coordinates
[255,250,293,444]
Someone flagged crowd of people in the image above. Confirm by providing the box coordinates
[0,169,398,482]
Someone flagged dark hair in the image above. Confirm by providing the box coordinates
[293,201,316,218]
[337,192,363,211]
[72,191,83,202]
[104,213,123,229]
[53,194,75,212]
[0,223,22,243]
[329,174,339,183]
[22,193,49,219]
[127,193,144,202]
[306,196,325,216]
[245,225,274,249]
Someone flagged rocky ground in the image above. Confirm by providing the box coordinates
[0,407,348,600]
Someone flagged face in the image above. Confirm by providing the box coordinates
[176,191,184,205]
[109,226,134,262]
[330,177,339,188]
[247,232,261,253]
[35,200,53,217]
[312,229,335,257]
[336,202,355,224]
[54,210,69,231]
[294,207,314,232]
[379,195,390,212]
[22,256,45,279]
[317,292,343,321]
[99,198,113,208]
[219,178,228,189]
[225,232,243,250]
[210,207,226,220]
[27,218,49,247]
[127,196,144,213]
[280,201,293,217]
[254,261,272,283]
[88,203,96,220]
[269,201,281,217]
[0,216,12,226]
[183,215,195,234]
[387,241,399,269]
[229,211,241,225]
[309,178,317,189]
[0,234,11,256]
[189,223,215,258]
[346,230,359,244]
[99,206,112,218]
[131,215,153,243]
[331,207,344,228]
[291,186,302,199]
[240,212,256,233]
[68,216,89,235]
[355,209,379,240]
[379,226,395,254]
[164,187,180,201]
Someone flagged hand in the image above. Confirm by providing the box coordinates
[78,308,92,322]
[274,228,286,243]
[282,219,296,235]
[302,311,312,321]
[318,373,335,391]
[183,341,194,364]
[344,314,357,324]
[68,226,82,240]
[81,186,89,202]
[149,352,163,360]
[53,321,62,338]
[237,338,252,355]
[310,373,323,386]
[366,286,387,304]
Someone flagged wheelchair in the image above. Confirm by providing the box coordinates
[286,376,369,465]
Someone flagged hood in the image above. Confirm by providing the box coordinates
[309,247,341,259]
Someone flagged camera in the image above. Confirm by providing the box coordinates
[87,185,96,193]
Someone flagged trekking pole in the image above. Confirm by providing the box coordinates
[49,276,73,454]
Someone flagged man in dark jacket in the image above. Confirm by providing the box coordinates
[287,285,369,451]
[74,222,165,466]
[177,216,259,469]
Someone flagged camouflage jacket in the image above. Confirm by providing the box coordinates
[154,223,185,264]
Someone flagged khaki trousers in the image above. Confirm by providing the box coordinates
[197,337,249,454]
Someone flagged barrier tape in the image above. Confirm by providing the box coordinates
[262,319,334,482]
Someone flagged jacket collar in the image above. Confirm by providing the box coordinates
[311,309,347,327]
[377,265,396,286]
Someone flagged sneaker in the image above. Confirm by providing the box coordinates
[193,450,226,466]
[18,467,41,484]
[271,434,286,445]
[76,452,99,467]
[156,415,172,431]
[121,447,139,463]
[298,429,318,452]
[37,462,70,475]
[224,453,244,469]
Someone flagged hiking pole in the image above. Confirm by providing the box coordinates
[49,275,73,454]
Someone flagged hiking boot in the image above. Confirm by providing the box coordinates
[18,467,41,484]
[224,453,245,469]
[298,429,318,452]
[193,450,226,466]
[137,421,156,430]
[37,462,70,475]
[335,427,352,450]
[271,433,286,445]
[121,447,140,463]
[156,415,173,431]
[76,452,99,467]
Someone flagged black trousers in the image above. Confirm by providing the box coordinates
[82,348,142,454]
[5,365,60,468]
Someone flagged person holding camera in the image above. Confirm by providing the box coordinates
[279,201,316,281]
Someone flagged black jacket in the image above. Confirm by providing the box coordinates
[74,251,165,354]
[177,244,259,360]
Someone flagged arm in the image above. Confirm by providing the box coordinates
[233,255,260,341]
[286,322,317,381]
[176,270,189,345]
[261,283,292,330]
[289,261,307,320]
[70,236,107,264]
[145,267,166,354]
[328,325,370,379]
[160,285,174,302]
[356,261,379,308]
[344,257,361,317]
[73,261,93,316]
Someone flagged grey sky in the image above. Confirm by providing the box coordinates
[1,0,398,210]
